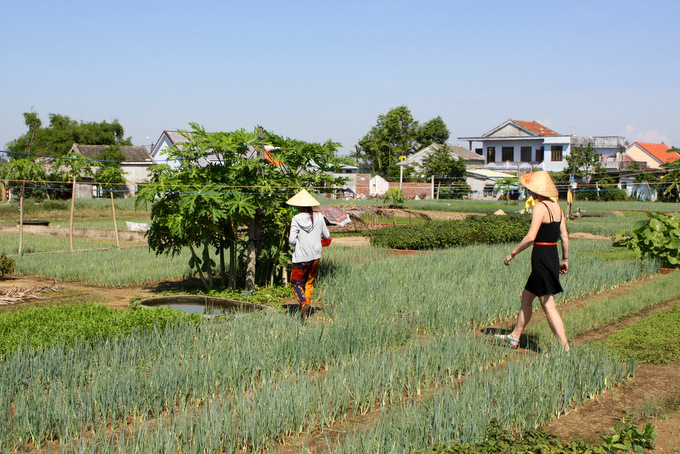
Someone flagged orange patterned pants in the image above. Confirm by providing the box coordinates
[290,259,320,306]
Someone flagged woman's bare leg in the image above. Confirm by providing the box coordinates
[507,289,536,343]
[539,294,570,350]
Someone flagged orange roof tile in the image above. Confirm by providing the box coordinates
[634,142,680,164]
[264,150,283,166]
[514,121,559,136]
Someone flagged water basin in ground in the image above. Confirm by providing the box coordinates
[138,295,268,315]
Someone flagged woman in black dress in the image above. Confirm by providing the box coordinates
[499,170,570,353]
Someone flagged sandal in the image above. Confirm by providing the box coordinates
[494,334,519,349]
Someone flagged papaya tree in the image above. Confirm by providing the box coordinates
[0,156,47,254]
[137,124,345,290]
[95,146,128,247]
[55,153,95,252]
[660,147,680,202]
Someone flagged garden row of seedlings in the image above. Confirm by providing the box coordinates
[0,241,658,453]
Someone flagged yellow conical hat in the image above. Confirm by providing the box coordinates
[519,170,558,198]
[286,189,320,207]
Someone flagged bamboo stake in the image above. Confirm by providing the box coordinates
[18,181,24,255]
[69,175,75,252]
[110,191,120,248]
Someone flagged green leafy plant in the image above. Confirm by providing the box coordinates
[417,419,606,453]
[382,188,406,207]
[0,253,16,278]
[614,211,680,268]
[600,409,656,453]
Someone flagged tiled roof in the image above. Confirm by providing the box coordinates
[164,131,188,144]
[514,121,559,136]
[71,144,153,162]
[446,144,485,161]
[633,142,679,164]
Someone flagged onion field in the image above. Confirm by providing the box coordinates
[1,237,675,453]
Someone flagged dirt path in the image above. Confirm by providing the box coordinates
[0,276,159,310]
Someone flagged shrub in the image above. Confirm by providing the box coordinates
[614,211,680,268]
[0,253,15,279]
[382,188,406,207]
[369,213,530,250]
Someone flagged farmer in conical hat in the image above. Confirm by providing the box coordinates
[498,170,571,354]
[286,189,331,321]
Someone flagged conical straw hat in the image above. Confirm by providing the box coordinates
[519,170,558,198]
[286,189,320,207]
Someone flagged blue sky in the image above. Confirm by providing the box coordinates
[1,0,678,155]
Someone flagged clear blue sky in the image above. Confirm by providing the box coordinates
[1,0,678,155]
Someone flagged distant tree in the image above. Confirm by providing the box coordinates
[357,106,420,174]
[566,144,600,183]
[0,113,49,198]
[356,107,451,175]
[385,163,419,182]
[421,145,466,181]
[6,112,132,158]
[94,146,127,196]
[415,116,450,145]
[421,145,467,198]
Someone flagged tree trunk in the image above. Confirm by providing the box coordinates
[219,237,226,288]
[202,244,214,290]
[18,182,24,256]
[245,210,263,291]
[110,191,120,248]
[188,243,209,289]
[69,175,76,252]
[229,243,236,290]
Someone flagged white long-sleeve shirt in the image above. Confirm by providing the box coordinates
[289,212,330,263]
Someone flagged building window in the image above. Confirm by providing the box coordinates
[551,145,563,161]
[487,147,495,163]
[521,146,532,162]
[502,147,514,161]
[475,148,483,155]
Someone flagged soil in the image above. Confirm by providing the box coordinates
[1,226,678,451]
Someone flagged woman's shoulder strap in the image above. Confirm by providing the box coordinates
[539,201,554,222]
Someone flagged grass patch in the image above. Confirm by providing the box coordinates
[12,246,197,286]
[601,304,680,364]
[0,298,198,354]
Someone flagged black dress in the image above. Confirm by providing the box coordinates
[525,202,564,297]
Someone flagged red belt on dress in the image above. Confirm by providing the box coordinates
[534,242,557,245]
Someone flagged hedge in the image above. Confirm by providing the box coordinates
[369,213,531,250]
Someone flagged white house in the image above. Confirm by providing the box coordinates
[150,131,188,168]
[459,119,627,173]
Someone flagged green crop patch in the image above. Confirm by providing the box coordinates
[0,300,198,354]
[602,304,680,364]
